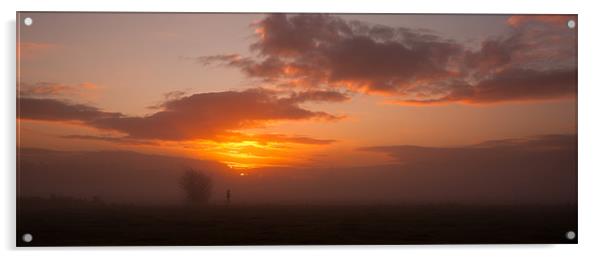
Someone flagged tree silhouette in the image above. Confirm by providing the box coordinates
[179,169,212,206]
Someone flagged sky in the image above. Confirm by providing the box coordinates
[17,13,577,171]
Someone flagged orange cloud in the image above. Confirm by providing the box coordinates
[507,15,575,28]
[17,42,56,59]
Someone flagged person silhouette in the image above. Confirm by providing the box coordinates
[226,189,231,205]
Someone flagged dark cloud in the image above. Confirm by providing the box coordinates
[18,98,122,122]
[61,135,157,145]
[19,82,99,98]
[396,68,577,104]
[202,14,461,94]
[467,15,576,72]
[19,82,72,97]
[89,88,344,141]
[201,14,576,105]
[464,38,518,73]
[361,134,576,163]
[18,88,345,143]
[287,89,350,103]
[251,14,352,57]
[62,132,336,146]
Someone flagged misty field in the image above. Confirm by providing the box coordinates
[17,197,577,246]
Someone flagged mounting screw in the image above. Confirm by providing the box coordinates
[22,233,33,243]
[566,230,576,240]
[567,20,576,29]
[24,17,33,26]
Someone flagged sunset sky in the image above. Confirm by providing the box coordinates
[17,13,577,170]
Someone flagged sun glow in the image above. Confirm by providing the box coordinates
[195,139,288,169]
[183,133,328,170]
[214,140,275,169]
[225,161,257,170]
[218,140,280,150]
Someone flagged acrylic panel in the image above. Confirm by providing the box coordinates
[16,12,577,246]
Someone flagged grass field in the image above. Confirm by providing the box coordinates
[17,197,577,246]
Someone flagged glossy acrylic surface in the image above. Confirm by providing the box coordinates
[16,12,577,246]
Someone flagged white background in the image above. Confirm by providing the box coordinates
[1,0,601,258]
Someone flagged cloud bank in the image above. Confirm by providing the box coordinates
[18,87,347,144]
[201,14,576,105]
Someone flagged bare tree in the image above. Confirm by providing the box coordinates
[179,169,212,206]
